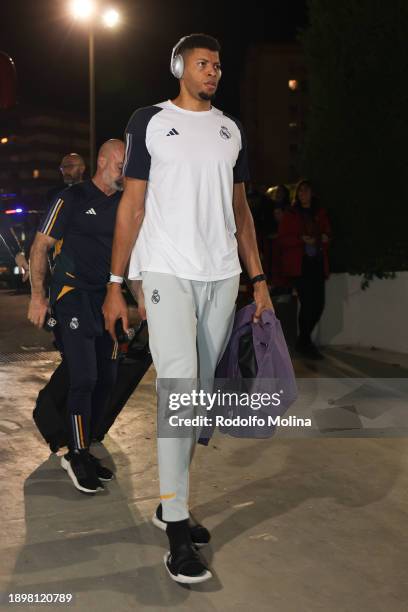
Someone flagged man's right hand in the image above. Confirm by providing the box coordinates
[302,235,316,245]
[103,284,129,341]
[15,253,30,282]
[28,295,49,328]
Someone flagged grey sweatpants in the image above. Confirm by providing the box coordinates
[142,271,240,521]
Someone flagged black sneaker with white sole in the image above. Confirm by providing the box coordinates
[164,544,212,584]
[152,503,211,547]
[87,452,114,481]
[61,451,104,494]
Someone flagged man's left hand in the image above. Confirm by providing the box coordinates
[253,281,274,323]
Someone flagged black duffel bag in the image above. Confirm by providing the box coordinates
[94,320,152,441]
[33,320,152,452]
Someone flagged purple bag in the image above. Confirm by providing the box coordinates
[199,304,298,441]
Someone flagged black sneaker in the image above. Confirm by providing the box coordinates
[61,451,104,494]
[152,504,211,547]
[308,344,324,360]
[164,543,212,584]
[86,452,114,482]
[296,340,324,360]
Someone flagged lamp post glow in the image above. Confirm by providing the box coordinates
[102,9,120,28]
[71,0,95,20]
[69,2,120,174]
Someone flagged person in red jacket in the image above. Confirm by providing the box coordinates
[278,179,331,359]
[263,185,290,288]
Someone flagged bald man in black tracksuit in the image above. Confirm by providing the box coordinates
[28,140,125,494]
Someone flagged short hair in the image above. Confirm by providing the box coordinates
[176,34,221,57]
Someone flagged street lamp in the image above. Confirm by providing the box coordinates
[69,1,120,174]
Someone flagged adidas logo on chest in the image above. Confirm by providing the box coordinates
[85,208,97,215]
[166,128,179,136]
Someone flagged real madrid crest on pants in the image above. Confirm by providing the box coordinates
[151,289,160,304]
[70,317,79,330]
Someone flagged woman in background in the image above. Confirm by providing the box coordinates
[278,179,331,359]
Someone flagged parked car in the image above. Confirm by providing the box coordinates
[0,206,43,290]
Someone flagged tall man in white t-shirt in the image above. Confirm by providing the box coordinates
[103,33,273,584]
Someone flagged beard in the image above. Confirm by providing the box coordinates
[112,178,124,191]
[63,171,82,185]
[198,91,216,101]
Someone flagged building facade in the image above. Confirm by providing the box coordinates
[0,105,89,212]
[241,43,308,189]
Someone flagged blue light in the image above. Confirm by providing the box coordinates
[15,208,23,213]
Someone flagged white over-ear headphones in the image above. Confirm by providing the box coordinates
[170,35,190,79]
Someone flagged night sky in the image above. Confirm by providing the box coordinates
[1,0,308,145]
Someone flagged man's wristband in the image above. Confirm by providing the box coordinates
[250,273,267,285]
[109,273,124,284]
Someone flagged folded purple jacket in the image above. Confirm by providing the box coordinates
[198,304,298,442]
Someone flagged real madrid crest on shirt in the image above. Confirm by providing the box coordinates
[219,125,232,140]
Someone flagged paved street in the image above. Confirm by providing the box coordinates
[0,289,407,611]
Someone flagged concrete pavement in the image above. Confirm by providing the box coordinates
[0,290,407,611]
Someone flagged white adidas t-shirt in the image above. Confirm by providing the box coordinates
[123,100,250,281]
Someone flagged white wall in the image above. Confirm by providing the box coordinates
[316,272,408,354]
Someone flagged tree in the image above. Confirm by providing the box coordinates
[301,0,408,284]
